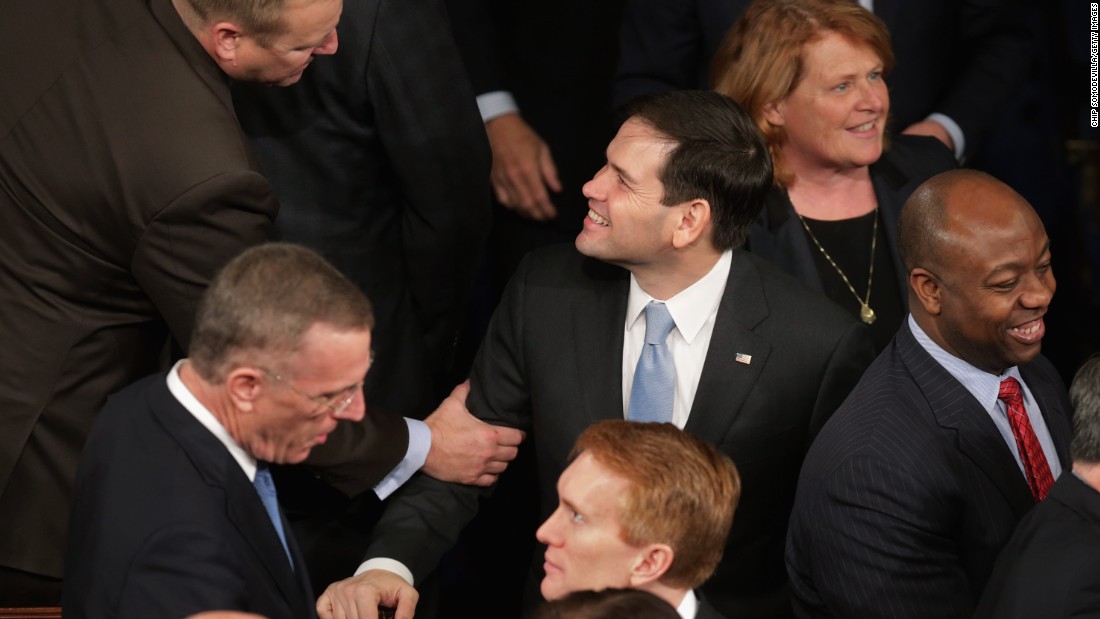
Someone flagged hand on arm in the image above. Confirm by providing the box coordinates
[317,570,418,619]
[485,113,561,221]
[421,381,526,486]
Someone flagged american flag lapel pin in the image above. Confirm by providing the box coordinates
[735,353,752,365]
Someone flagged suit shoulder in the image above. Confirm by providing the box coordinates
[520,243,624,284]
[741,250,859,332]
[883,134,958,179]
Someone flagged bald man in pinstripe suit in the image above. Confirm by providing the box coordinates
[786,170,1074,619]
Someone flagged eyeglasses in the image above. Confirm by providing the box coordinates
[260,368,363,415]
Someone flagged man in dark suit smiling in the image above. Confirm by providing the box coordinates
[787,169,1074,618]
[321,91,874,619]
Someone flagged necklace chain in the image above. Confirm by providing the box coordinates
[796,209,878,325]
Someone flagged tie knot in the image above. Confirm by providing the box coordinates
[254,463,275,492]
[999,377,1022,404]
[643,302,675,345]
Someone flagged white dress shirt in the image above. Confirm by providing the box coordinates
[622,250,732,428]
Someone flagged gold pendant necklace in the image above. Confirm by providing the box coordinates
[796,209,878,325]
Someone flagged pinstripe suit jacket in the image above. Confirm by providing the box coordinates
[786,321,1072,619]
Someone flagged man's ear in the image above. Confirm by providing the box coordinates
[225,366,263,413]
[210,21,246,64]
[671,199,711,250]
[909,267,944,316]
[628,543,674,588]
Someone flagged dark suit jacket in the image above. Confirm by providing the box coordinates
[747,135,957,349]
[975,472,1100,619]
[232,0,487,591]
[63,373,317,619]
[615,0,1029,160]
[444,0,625,252]
[787,322,1073,618]
[696,596,729,619]
[366,244,875,619]
[234,0,491,423]
[0,0,277,580]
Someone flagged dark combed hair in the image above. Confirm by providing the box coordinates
[624,90,773,250]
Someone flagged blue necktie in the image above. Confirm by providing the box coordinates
[254,463,294,569]
[627,302,676,423]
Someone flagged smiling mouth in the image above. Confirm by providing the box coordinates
[1008,317,1044,343]
[587,209,610,226]
[850,120,876,132]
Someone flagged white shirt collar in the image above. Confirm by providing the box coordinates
[166,359,258,481]
[626,250,732,344]
[676,589,699,619]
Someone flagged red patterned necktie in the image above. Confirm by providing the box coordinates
[998,377,1054,502]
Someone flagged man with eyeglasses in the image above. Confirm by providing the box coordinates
[62,244,422,619]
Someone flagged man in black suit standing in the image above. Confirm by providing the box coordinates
[536,420,740,619]
[319,91,875,619]
[975,354,1100,619]
[234,0,491,422]
[787,169,1074,618]
[63,244,379,619]
[0,0,344,602]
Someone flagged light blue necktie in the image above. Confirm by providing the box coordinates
[627,302,676,423]
[254,463,294,569]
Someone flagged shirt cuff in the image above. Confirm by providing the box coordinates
[372,418,431,501]
[355,558,415,586]
[926,113,965,161]
[477,91,519,123]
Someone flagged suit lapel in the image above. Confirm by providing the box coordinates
[685,251,771,440]
[224,474,308,610]
[573,258,629,423]
[149,378,309,613]
[896,325,1035,517]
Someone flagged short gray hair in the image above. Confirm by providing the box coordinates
[189,243,373,383]
[1070,355,1100,463]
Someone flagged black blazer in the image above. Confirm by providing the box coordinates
[975,473,1100,619]
[696,596,729,619]
[63,373,316,619]
[615,0,1029,160]
[234,0,492,424]
[444,0,625,236]
[787,322,1073,618]
[0,0,276,580]
[747,135,957,307]
[364,244,875,619]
